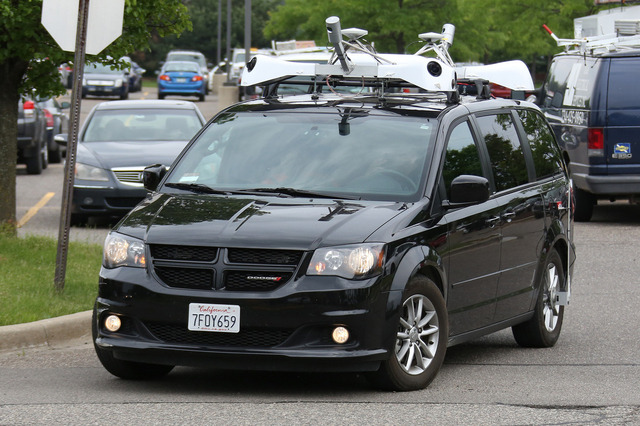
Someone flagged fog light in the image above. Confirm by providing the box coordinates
[104,315,121,332]
[332,326,349,344]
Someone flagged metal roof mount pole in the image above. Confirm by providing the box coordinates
[326,16,353,73]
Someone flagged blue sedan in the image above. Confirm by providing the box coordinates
[157,61,206,101]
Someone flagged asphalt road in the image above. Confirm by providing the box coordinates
[5,87,640,424]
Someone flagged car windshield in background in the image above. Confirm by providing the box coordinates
[165,111,435,201]
[167,53,206,68]
[86,63,123,74]
[164,62,200,73]
[82,109,203,142]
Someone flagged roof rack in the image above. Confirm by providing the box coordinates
[241,16,533,100]
[544,23,640,55]
[241,16,458,94]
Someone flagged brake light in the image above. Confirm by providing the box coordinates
[159,74,171,81]
[43,109,54,128]
[588,128,604,157]
[23,100,35,117]
[191,75,203,82]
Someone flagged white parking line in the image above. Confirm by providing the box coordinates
[17,192,55,228]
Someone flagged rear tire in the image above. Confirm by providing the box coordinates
[25,141,43,175]
[370,275,448,391]
[573,187,594,222]
[512,249,565,348]
[92,307,174,380]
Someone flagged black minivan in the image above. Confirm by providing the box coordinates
[540,49,640,221]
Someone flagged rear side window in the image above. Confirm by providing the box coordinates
[607,57,640,110]
[543,57,599,109]
[517,109,564,179]
[476,113,528,192]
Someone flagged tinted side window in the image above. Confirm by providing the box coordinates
[607,57,640,110]
[442,121,483,199]
[476,114,528,192]
[517,109,564,180]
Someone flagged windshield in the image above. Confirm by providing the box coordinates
[165,110,435,201]
[164,62,200,73]
[85,63,124,74]
[167,53,206,68]
[82,109,203,142]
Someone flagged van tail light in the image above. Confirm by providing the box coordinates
[191,75,203,82]
[588,128,604,157]
[43,109,54,128]
[23,100,35,117]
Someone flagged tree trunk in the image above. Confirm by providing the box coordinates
[0,59,28,235]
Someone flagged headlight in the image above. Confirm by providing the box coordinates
[75,162,109,181]
[306,244,385,279]
[103,232,146,268]
[114,79,123,87]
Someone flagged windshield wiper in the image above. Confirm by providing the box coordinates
[236,187,360,200]
[164,182,232,195]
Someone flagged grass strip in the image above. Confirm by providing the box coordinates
[0,234,102,326]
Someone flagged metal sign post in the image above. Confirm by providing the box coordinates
[53,0,89,292]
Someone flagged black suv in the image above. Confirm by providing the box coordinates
[93,24,574,391]
[539,48,640,221]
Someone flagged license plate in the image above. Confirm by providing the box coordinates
[176,77,188,83]
[188,303,240,333]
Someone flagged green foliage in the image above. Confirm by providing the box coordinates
[0,234,102,326]
[264,0,459,53]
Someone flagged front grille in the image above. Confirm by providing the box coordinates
[151,245,218,262]
[154,266,213,290]
[145,323,292,347]
[227,248,303,265]
[151,246,304,291]
[225,271,292,291]
[112,168,144,186]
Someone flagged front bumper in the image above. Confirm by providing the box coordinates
[94,265,398,372]
[72,184,146,216]
[83,85,127,97]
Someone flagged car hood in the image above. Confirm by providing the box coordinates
[78,141,188,169]
[116,193,407,250]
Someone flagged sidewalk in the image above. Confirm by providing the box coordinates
[0,311,92,352]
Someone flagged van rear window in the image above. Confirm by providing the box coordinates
[607,57,640,110]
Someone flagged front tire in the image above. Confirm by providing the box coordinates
[512,249,565,348]
[92,307,174,380]
[370,275,448,391]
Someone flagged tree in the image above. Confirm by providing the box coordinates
[0,0,191,235]
[263,0,460,54]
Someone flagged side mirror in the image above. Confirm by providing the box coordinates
[60,101,70,109]
[143,164,168,191]
[449,175,490,205]
[54,133,68,146]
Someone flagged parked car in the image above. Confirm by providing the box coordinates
[157,61,206,101]
[164,50,210,93]
[538,47,640,221]
[92,45,574,391]
[55,100,206,224]
[36,96,70,163]
[17,96,48,174]
[122,56,145,93]
[82,62,129,99]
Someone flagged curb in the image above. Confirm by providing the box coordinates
[0,310,92,352]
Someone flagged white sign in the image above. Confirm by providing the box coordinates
[41,0,125,55]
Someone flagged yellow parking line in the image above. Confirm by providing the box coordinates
[17,192,55,228]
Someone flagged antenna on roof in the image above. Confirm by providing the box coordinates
[414,24,456,66]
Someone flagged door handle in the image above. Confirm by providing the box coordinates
[502,212,516,222]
